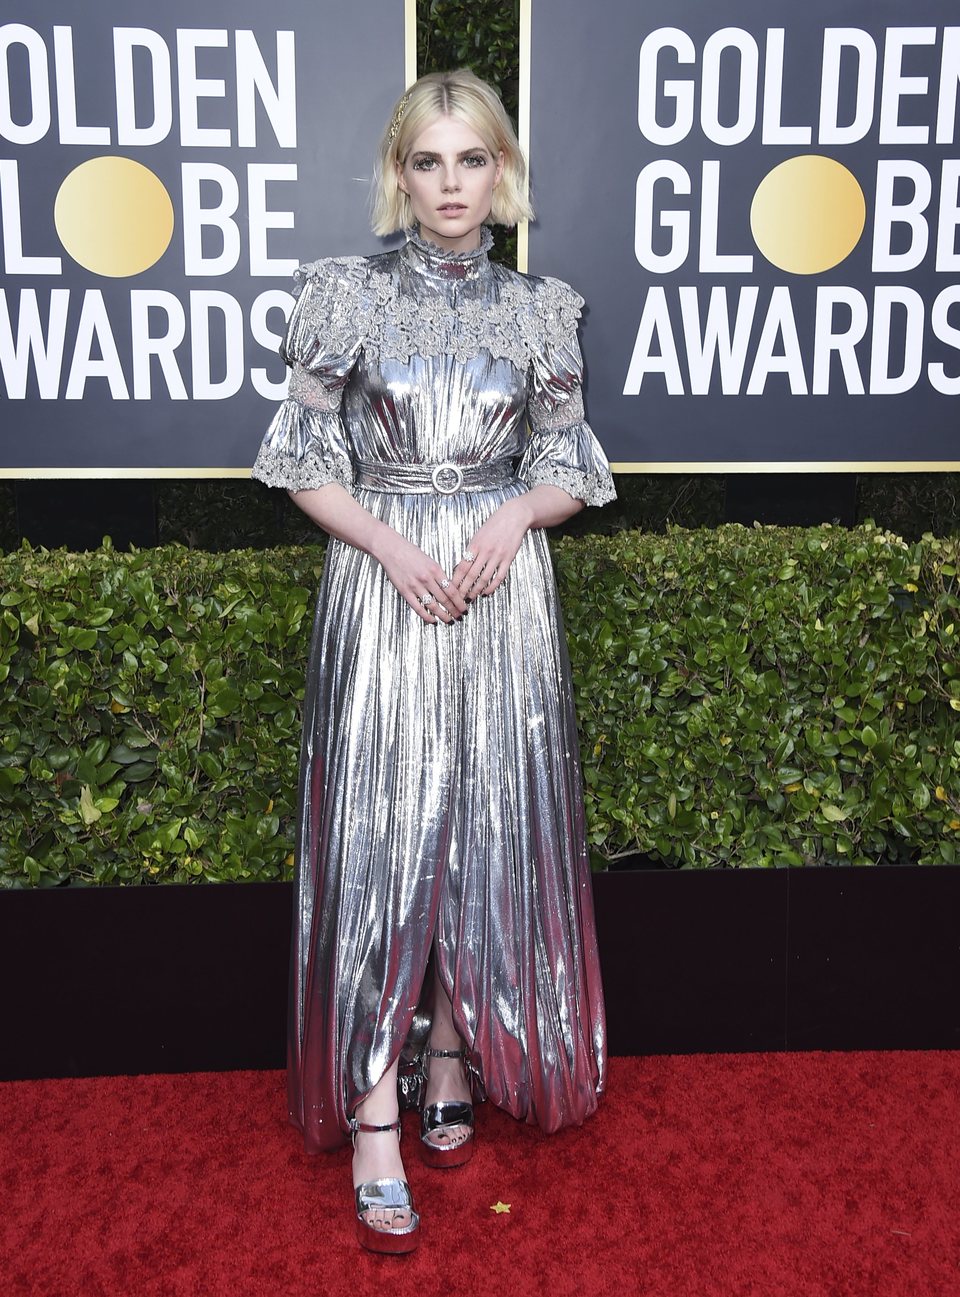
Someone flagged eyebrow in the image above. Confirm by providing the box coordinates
[410,147,490,159]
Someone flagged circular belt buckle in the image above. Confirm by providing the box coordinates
[431,462,464,495]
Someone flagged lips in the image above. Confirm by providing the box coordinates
[438,204,466,212]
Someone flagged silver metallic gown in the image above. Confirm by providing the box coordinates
[252,226,616,1154]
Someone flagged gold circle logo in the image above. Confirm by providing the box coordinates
[750,155,866,275]
[54,156,174,277]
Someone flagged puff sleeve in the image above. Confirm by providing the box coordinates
[250,258,365,494]
[517,277,616,508]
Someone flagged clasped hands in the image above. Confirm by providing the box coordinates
[380,498,533,625]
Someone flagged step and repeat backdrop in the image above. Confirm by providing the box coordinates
[525,0,960,469]
[3,1,957,474]
[0,0,410,474]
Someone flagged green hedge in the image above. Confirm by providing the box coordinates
[563,526,959,867]
[0,544,316,886]
[1,525,958,886]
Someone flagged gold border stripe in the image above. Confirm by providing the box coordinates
[404,0,417,87]
[517,0,531,273]
[0,468,257,479]
[2,461,959,480]
[608,461,960,474]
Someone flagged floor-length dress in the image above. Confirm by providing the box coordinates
[252,226,616,1154]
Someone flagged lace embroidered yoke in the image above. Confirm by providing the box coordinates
[252,225,616,506]
[251,228,614,1155]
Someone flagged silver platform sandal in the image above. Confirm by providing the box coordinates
[419,1046,475,1169]
[349,1116,420,1254]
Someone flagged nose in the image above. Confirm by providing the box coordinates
[441,165,461,192]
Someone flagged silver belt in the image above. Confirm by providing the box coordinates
[354,459,515,495]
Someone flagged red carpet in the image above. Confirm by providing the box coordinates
[3,1052,959,1297]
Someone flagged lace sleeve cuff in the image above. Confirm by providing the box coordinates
[521,458,617,507]
[518,410,617,508]
[250,388,354,495]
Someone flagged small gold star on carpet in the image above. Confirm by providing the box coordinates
[490,1201,511,1214]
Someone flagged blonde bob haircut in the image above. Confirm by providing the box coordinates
[371,69,534,236]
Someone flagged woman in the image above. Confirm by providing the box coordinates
[251,68,616,1253]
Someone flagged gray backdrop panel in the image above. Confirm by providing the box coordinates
[528,0,960,466]
[0,0,406,471]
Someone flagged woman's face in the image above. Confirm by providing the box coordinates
[396,114,504,254]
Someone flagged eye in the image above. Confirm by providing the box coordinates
[411,157,437,171]
[464,154,487,167]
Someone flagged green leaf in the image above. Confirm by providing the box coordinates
[79,785,102,826]
[197,752,222,779]
[122,761,157,783]
[122,729,154,750]
[256,813,280,840]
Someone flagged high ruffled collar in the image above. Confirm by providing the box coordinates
[403,224,494,281]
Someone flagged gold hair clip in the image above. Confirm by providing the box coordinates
[388,92,411,144]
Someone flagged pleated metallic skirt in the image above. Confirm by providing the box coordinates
[287,471,606,1153]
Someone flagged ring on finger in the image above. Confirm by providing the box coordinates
[462,550,476,563]
[420,594,435,607]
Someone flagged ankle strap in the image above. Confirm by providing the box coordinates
[425,1046,466,1060]
[348,1116,402,1136]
